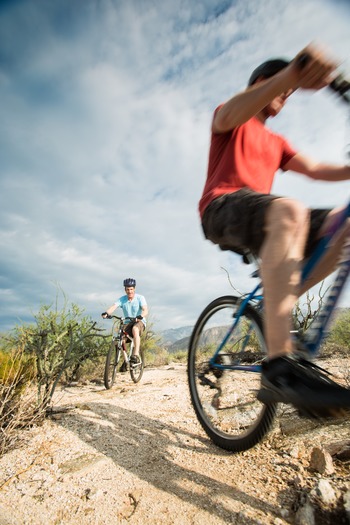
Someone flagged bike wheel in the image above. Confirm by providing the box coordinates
[104,341,122,389]
[130,344,144,383]
[188,295,277,452]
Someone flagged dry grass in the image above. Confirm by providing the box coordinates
[0,348,45,457]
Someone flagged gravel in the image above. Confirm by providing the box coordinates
[0,362,349,525]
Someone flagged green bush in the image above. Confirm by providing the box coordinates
[328,309,350,352]
[10,290,107,407]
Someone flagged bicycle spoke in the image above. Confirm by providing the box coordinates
[188,296,277,452]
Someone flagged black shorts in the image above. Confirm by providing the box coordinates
[201,188,330,258]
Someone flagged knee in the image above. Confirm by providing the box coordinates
[268,199,309,233]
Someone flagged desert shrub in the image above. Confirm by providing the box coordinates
[0,346,44,456]
[9,289,107,408]
[327,309,350,352]
[140,322,164,364]
[171,350,187,363]
[145,348,172,367]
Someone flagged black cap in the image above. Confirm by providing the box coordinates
[248,58,290,86]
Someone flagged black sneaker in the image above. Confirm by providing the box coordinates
[257,355,350,414]
[120,361,129,372]
[130,355,141,366]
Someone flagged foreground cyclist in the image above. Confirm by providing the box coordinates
[101,278,148,365]
[199,43,350,414]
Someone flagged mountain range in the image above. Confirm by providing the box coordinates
[159,326,193,347]
[159,325,230,353]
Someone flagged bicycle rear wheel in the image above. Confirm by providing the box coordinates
[104,341,122,389]
[188,295,277,452]
[130,346,144,383]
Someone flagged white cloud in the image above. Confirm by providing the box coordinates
[0,0,350,334]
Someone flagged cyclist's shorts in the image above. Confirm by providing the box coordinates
[124,320,145,337]
[201,188,330,258]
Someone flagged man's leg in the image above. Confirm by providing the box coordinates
[131,323,141,357]
[260,198,309,359]
[258,201,350,410]
[299,207,350,295]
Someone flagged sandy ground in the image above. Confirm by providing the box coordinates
[0,363,350,525]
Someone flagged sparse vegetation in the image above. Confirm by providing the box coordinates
[11,295,107,409]
[327,309,350,352]
[0,344,44,456]
[293,284,328,334]
[1,282,349,459]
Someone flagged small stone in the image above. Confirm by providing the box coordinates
[343,490,350,521]
[309,447,335,475]
[293,474,306,488]
[295,500,315,525]
[312,479,337,505]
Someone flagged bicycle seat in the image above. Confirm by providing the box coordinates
[219,243,256,265]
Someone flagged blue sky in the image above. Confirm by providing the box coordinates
[1,0,350,334]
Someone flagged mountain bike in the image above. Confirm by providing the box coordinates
[103,315,144,389]
[188,73,350,453]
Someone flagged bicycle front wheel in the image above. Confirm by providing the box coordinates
[188,295,277,452]
[104,341,122,389]
[130,347,144,383]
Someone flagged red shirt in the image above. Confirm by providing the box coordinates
[199,114,297,218]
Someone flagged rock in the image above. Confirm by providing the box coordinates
[59,453,105,475]
[295,499,315,525]
[343,489,350,522]
[309,447,335,475]
[325,440,350,460]
[279,417,319,436]
[336,448,350,461]
[293,474,307,488]
[311,479,337,505]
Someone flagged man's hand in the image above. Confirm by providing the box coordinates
[291,43,338,91]
[101,312,110,319]
[136,315,143,320]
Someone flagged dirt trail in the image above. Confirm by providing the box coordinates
[0,363,349,525]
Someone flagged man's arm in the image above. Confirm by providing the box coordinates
[213,73,295,132]
[101,304,118,318]
[284,153,350,181]
[213,44,336,133]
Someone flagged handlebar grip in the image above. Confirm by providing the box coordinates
[296,53,350,102]
[329,73,350,101]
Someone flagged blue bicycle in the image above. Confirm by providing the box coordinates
[188,76,350,453]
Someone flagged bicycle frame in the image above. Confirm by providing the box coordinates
[210,198,350,372]
[109,316,133,359]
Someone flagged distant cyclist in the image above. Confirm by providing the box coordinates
[102,278,148,364]
[199,43,350,413]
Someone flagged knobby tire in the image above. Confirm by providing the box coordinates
[104,341,121,389]
[130,348,145,383]
[188,295,277,452]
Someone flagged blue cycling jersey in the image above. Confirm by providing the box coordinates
[114,294,147,325]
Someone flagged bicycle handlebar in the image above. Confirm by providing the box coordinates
[297,52,350,103]
[329,74,350,103]
[102,314,136,322]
